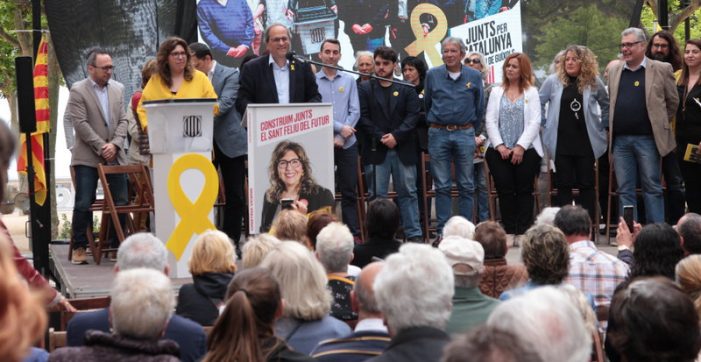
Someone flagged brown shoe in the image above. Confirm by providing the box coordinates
[71,247,88,265]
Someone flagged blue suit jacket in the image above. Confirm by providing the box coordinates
[66,308,207,362]
[212,63,247,158]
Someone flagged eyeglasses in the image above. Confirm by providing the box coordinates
[92,64,113,71]
[464,58,481,65]
[170,51,187,58]
[278,159,302,169]
[619,41,643,49]
[269,36,290,43]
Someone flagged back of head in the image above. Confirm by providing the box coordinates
[534,207,561,227]
[0,119,15,201]
[354,262,384,314]
[487,286,591,362]
[631,223,684,279]
[271,210,308,245]
[189,230,236,276]
[316,222,354,273]
[366,198,400,240]
[110,268,174,339]
[474,221,508,260]
[206,267,282,362]
[241,234,280,269]
[676,255,701,316]
[260,241,331,320]
[442,325,543,362]
[306,212,337,249]
[443,216,476,239]
[439,236,485,288]
[0,241,46,362]
[373,243,454,333]
[608,277,701,362]
[521,225,569,285]
[553,205,591,237]
[679,213,701,254]
[117,232,168,272]
[189,42,212,59]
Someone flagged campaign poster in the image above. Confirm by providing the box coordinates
[246,103,335,234]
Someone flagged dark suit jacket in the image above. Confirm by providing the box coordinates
[212,63,247,158]
[66,308,207,362]
[366,327,450,362]
[358,79,420,165]
[235,55,321,115]
[352,236,402,268]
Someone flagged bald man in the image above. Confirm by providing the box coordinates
[312,262,390,361]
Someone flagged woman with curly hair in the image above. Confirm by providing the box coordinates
[539,45,609,222]
[260,141,335,232]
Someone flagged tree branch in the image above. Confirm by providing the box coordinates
[670,0,701,31]
[0,27,20,48]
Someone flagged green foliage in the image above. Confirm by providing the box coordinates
[57,213,100,240]
[533,4,627,72]
[640,1,701,43]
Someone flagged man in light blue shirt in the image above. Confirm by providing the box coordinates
[315,39,361,237]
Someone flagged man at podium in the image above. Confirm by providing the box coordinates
[236,23,321,114]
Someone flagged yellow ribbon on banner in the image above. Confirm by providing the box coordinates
[405,3,448,66]
[166,153,219,260]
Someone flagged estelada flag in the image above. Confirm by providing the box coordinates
[17,34,50,206]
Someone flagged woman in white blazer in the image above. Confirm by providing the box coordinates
[485,52,543,237]
[539,45,609,223]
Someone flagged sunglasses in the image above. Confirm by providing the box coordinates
[464,58,481,65]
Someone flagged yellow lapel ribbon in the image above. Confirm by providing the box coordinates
[405,3,448,66]
[166,153,219,260]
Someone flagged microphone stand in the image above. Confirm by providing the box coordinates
[286,52,415,87]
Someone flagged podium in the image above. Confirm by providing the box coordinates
[143,98,218,278]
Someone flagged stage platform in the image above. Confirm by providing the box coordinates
[49,244,192,298]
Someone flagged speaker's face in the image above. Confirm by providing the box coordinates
[88,54,113,87]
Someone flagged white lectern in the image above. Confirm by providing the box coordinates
[143,98,217,278]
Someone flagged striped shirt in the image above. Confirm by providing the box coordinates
[566,240,629,308]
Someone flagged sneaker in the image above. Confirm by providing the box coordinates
[71,247,88,265]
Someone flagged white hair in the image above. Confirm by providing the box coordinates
[373,243,454,332]
[315,222,354,273]
[621,27,646,42]
[117,232,168,271]
[260,241,332,320]
[443,216,476,239]
[110,268,174,339]
[487,286,592,362]
[241,233,280,269]
[534,207,560,227]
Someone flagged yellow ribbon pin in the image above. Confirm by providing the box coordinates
[467,82,472,88]
[393,91,399,96]
[339,86,345,93]
[166,153,219,260]
[634,80,640,87]
[405,3,448,66]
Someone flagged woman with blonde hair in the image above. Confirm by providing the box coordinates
[176,230,236,325]
[675,254,701,316]
[261,241,350,354]
[0,241,47,362]
[241,234,280,269]
[539,45,609,222]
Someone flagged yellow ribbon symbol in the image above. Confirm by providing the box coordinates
[405,3,448,66]
[166,153,219,260]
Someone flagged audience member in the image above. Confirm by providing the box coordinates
[203,267,314,362]
[500,224,569,300]
[369,244,453,361]
[352,199,402,268]
[533,206,560,226]
[442,216,476,239]
[66,233,206,362]
[439,236,500,334]
[554,205,628,308]
[270,209,309,247]
[176,230,236,326]
[50,269,179,361]
[306,212,337,249]
[678,212,701,254]
[316,222,358,323]
[0,241,47,362]
[261,241,350,354]
[607,278,700,362]
[628,223,684,280]
[441,325,542,362]
[675,255,701,317]
[241,234,280,269]
[474,221,528,298]
[312,262,391,361]
[488,286,591,362]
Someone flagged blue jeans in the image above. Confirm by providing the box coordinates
[72,165,128,249]
[428,127,476,233]
[474,161,489,222]
[365,150,422,238]
[613,135,664,223]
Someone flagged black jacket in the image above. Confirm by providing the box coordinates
[358,79,420,165]
[50,330,180,362]
[366,327,450,362]
[176,272,234,326]
[352,236,402,268]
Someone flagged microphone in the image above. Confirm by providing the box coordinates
[285,51,298,63]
